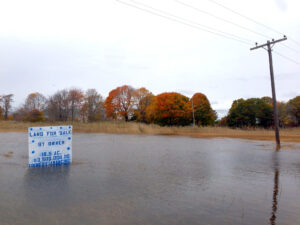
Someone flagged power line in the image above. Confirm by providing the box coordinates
[129,0,253,44]
[288,37,300,48]
[290,38,300,46]
[174,0,270,40]
[115,0,252,45]
[276,71,300,76]
[273,51,300,66]
[175,0,300,55]
[205,0,284,35]
[281,44,300,55]
[117,0,300,67]
[204,0,300,47]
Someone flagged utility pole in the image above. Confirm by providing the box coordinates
[250,36,287,148]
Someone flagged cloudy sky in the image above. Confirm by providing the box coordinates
[0,0,299,117]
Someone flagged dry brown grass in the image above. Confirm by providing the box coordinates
[0,120,299,142]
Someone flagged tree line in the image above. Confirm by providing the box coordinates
[0,85,299,127]
[220,96,300,128]
[0,85,216,126]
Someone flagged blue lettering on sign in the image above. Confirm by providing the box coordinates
[38,142,45,147]
[59,130,72,135]
[29,132,43,137]
[48,140,65,146]
[33,158,40,163]
[54,150,60,155]
[53,155,62,160]
[46,131,57,136]
[42,156,51,161]
[41,151,52,157]
[29,126,72,167]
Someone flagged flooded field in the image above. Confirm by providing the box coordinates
[0,133,300,225]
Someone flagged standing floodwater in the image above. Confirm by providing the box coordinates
[0,133,300,225]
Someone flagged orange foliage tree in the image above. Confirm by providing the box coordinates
[22,92,46,122]
[146,92,192,126]
[25,92,46,111]
[132,87,154,122]
[25,109,45,122]
[191,93,216,126]
[105,85,135,121]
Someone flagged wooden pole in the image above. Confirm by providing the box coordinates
[250,37,287,148]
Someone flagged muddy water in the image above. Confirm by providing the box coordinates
[0,133,300,225]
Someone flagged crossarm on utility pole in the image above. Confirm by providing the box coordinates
[250,36,287,148]
[250,37,287,51]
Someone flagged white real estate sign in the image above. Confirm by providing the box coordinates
[28,125,72,167]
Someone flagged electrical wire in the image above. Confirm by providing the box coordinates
[204,0,300,47]
[174,0,270,40]
[288,38,300,47]
[281,44,300,55]
[176,0,300,54]
[116,0,252,45]
[205,0,285,35]
[117,0,300,66]
[273,51,300,66]
[130,0,253,44]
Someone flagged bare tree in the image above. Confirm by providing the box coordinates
[46,90,69,121]
[1,94,14,120]
[25,92,47,111]
[82,89,105,122]
[68,88,84,122]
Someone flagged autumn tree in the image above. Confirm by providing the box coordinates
[145,92,191,126]
[261,96,273,105]
[10,93,46,122]
[15,92,47,122]
[286,96,300,126]
[25,92,46,112]
[68,88,84,121]
[46,90,69,121]
[12,107,27,121]
[261,96,292,127]
[218,116,228,127]
[81,89,105,122]
[191,93,216,126]
[105,85,135,121]
[277,102,290,127]
[227,98,273,128]
[132,87,154,122]
[25,109,45,122]
[1,94,14,120]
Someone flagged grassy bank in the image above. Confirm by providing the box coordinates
[0,121,299,143]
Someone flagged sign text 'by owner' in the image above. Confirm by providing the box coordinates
[28,126,72,167]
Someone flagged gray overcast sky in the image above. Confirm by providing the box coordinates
[0,0,299,117]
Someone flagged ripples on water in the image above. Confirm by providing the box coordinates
[0,133,300,225]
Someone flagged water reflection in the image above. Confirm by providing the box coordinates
[23,165,70,208]
[270,152,280,225]
[2,133,300,225]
